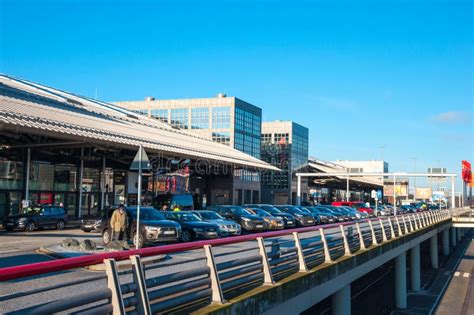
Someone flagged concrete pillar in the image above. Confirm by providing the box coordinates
[451,227,456,247]
[410,244,421,292]
[430,234,438,269]
[332,284,351,315]
[395,251,407,309]
[442,229,450,256]
[457,228,461,242]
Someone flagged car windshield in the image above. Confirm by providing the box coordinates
[199,211,223,220]
[258,205,281,213]
[354,203,367,207]
[174,212,201,222]
[226,206,252,216]
[297,207,311,214]
[249,209,270,217]
[22,206,42,214]
[128,208,165,220]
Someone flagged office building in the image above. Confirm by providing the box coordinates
[260,121,309,204]
[114,94,262,205]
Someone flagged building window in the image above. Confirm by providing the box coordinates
[349,168,363,173]
[132,109,148,116]
[212,132,231,146]
[234,132,244,151]
[170,108,189,129]
[212,107,231,129]
[150,109,168,123]
[261,133,272,144]
[191,107,209,129]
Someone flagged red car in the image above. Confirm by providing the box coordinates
[331,201,374,217]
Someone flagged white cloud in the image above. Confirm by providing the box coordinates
[430,111,471,124]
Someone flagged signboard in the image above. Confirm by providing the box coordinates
[371,190,377,199]
[377,190,382,199]
[415,187,432,200]
[428,167,446,184]
[384,185,408,197]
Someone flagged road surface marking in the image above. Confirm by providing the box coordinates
[454,271,460,277]
[463,272,470,278]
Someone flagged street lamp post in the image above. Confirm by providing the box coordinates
[412,157,416,201]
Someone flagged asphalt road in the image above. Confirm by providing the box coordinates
[436,236,474,315]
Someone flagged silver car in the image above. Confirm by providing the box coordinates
[193,211,242,237]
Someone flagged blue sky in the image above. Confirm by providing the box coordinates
[0,0,472,190]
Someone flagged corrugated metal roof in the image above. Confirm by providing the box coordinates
[0,74,278,171]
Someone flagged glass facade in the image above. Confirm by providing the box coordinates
[235,106,261,159]
[151,109,168,123]
[212,106,231,129]
[191,107,209,129]
[0,160,23,190]
[170,108,189,129]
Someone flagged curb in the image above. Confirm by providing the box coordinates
[37,246,169,271]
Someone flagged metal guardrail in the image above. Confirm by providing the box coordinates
[0,210,453,314]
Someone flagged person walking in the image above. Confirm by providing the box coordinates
[110,205,128,241]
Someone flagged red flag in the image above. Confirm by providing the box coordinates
[462,160,472,183]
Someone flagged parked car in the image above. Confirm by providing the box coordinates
[80,214,103,232]
[192,210,241,237]
[325,206,355,221]
[273,205,316,226]
[297,206,322,225]
[245,204,296,228]
[100,206,181,247]
[245,207,285,230]
[208,205,265,232]
[164,211,220,242]
[311,206,346,222]
[332,201,374,217]
[370,205,387,216]
[400,205,417,214]
[153,193,194,210]
[306,206,337,224]
[3,205,68,232]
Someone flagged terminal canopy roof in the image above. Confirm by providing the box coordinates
[305,157,383,189]
[0,74,278,171]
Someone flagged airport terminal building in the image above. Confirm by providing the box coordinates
[114,94,262,205]
[0,75,275,221]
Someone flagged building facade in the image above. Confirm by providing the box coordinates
[114,94,262,205]
[332,160,389,185]
[260,121,309,204]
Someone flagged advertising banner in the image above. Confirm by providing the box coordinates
[384,185,408,197]
[415,187,432,199]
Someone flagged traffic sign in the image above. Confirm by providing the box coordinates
[130,146,150,170]
[377,190,382,199]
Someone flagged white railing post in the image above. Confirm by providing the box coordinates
[319,228,333,263]
[203,245,225,303]
[423,212,429,226]
[388,218,396,239]
[340,225,352,256]
[395,216,402,236]
[104,259,126,315]
[368,220,378,246]
[417,213,423,228]
[379,218,388,242]
[408,215,414,232]
[292,232,308,272]
[401,216,408,234]
[257,237,274,285]
[356,222,366,250]
[130,255,151,315]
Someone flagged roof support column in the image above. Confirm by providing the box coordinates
[395,251,407,309]
[296,175,301,206]
[78,147,84,218]
[451,227,457,247]
[101,156,106,211]
[25,148,31,202]
[346,174,350,202]
[331,284,351,315]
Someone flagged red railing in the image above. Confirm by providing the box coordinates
[0,219,367,281]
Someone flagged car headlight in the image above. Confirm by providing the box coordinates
[18,218,28,223]
[193,227,204,232]
[242,217,251,222]
[295,214,302,218]
[96,220,102,225]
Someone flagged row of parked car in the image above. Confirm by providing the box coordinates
[79,203,382,247]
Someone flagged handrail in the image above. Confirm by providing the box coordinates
[0,211,452,282]
[0,219,366,281]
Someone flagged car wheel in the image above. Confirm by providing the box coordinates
[181,230,192,243]
[132,231,145,248]
[5,227,14,232]
[102,229,111,244]
[56,220,65,230]
[25,222,35,232]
